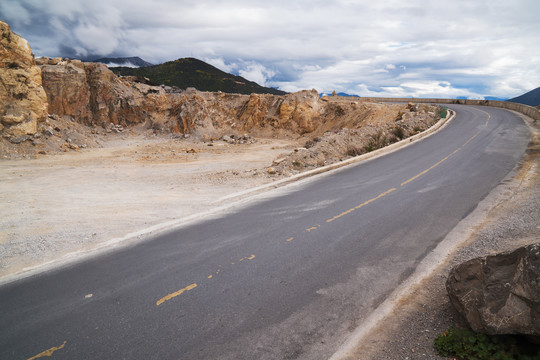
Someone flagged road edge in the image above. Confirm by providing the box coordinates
[328,108,536,360]
[0,108,455,286]
[216,108,455,203]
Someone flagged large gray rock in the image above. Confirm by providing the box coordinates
[446,243,540,336]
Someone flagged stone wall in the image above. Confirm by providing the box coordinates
[324,95,540,121]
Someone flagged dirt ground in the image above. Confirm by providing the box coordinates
[0,133,298,281]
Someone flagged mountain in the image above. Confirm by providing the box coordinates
[93,56,154,68]
[507,87,540,107]
[110,57,286,95]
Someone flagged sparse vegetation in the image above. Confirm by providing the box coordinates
[434,326,540,360]
[346,146,363,157]
[438,106,448,118]
[368,130,388,150]
[391,125,405,140]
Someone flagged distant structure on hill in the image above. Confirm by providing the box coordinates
[507,87,540,107]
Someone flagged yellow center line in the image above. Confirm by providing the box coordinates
[156,283,197,306]
[286,237,294,242]
[326,188,397,223]
[462,131,480,147]
[239,254,256,261]
[27,341,67,360]
[306,225,319,232]
[401,107,491,187]
[401,156,450,187]
[157,253,258,306]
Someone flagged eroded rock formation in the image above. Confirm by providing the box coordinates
[0,20,47,136]
[446,243,540,337]
[1,18,441,162]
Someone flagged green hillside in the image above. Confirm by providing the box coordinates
[110,57,286,95]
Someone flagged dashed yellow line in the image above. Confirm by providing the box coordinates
[286,237,294,242]
[156,283,197,306]
[27,341,67,360]
[326,188,397,223]
[239,254,256,262]
[306,225,320,232]
[157,254,258,306]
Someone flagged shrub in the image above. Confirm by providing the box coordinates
[346,146,363,157]
[392,126,405,140]
[434,326,540,360]
[438,106,448,118]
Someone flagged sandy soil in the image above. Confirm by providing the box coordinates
[0,134,297,281]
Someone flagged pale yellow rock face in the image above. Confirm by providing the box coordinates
[0,21,48,136]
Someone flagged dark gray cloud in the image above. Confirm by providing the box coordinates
[1,0,539,98]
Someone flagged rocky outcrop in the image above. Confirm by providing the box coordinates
[38,59,90,122]
[446,243,540,337]
[0,20,47,136]
[35,56,438,144]
[39,58,150,128]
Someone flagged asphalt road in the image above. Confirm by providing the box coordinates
[0,105,530,360]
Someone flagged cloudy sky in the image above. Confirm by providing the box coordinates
[1,0,539,99]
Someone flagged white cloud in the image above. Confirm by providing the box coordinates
[0,1,31,25]
[238,62,275,87]
[203,57,237,73]
[1,0,539,98]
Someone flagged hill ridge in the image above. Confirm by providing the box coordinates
[110,57,286,95]
[507,87,540,107]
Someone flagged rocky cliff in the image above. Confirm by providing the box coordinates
[36,58,330,136]
[36,59,435,139]
[0,21,47,137]
[1,19,440,162]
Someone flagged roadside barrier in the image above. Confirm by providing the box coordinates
[324,96,540,121]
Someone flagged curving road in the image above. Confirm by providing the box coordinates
[0,105,530,360]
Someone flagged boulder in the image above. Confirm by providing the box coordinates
[0,20,48,136]
[446,243,540,337]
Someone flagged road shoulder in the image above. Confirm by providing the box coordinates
[331,112,540,359]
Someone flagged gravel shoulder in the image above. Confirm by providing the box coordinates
[338,113,540,359]
[0,134,298,282]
